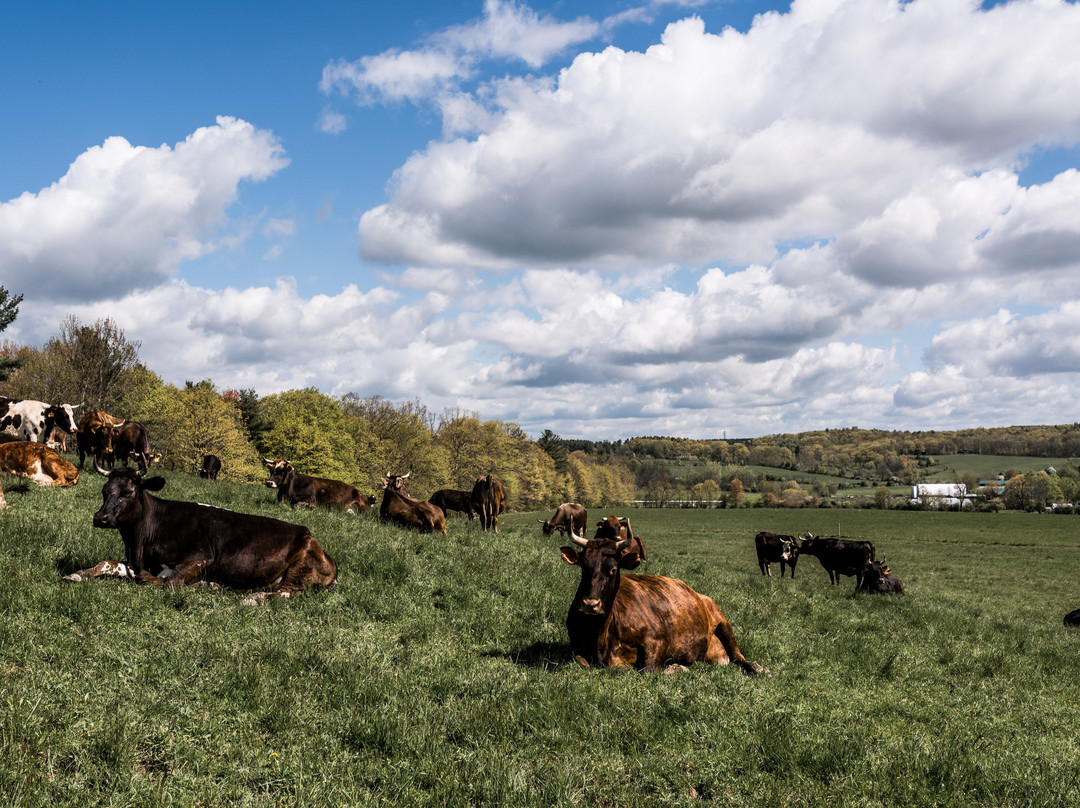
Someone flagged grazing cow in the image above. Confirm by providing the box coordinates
[0,397,81,444]
[798,534,876,589]
[560,531,765,674]
[472,474,507,532]
[198,454,222,480]
[380,472,447,534]
[539,503,588,538]
[754,531,799,578]
[76,409,125,469]
[64,464,337,601]
[429,489,476,519]
[1064,609,1080,627]
[592,515,647,561]
[109,420,152,473]
[0,442,80,487]
[263,458,375,513]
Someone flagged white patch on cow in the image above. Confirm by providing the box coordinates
[27,460,52,485]
[156,566,174,580]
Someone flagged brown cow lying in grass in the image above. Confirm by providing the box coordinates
[0,441,79,487]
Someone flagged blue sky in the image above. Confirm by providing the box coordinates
[3,0,1080,440]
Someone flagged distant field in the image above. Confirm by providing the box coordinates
[3,475,1080,806]
[923,453,1075,482]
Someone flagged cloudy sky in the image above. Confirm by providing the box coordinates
[3,0,1080,440]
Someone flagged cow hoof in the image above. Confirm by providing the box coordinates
[741,661,770,677]
[241,593,268,606]
[663,664,691,675]
[63,573,82,583]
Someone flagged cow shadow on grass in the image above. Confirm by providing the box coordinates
[487,641,568,670]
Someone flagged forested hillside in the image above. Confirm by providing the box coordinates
[3,314,1078,511]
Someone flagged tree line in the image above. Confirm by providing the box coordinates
[3,290,1078,512]
[0,306,635,510]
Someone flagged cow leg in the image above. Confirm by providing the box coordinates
[63,560,135,582]
[710,614,767,676]
[163,559,212,588]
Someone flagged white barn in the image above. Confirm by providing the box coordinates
[910,483,972,509]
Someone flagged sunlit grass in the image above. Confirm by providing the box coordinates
[1,472,1079,806]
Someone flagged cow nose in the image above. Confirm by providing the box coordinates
[580,598,602,614]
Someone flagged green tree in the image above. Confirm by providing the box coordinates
[261,389,363,485]
[7,315,143,410]
[134,382,264,482]
[536,429,570,475]
[0,286,24,382]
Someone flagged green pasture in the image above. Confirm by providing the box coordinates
[924,454,1076,482]
[2,471,1079,806]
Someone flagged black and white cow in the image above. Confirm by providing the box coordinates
[0,397,80,445]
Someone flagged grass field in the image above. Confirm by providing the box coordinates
[2,470,1080,806]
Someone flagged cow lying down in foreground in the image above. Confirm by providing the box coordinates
[64,465,337,604]
[560,529,765,675]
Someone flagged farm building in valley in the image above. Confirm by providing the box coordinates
[910,483,974,509]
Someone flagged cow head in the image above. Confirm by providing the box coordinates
[264,458,293,489]
[45,402,81,435]
[383,472,410,495]
[779,538,799,563]
[93,466,167,529]
[798,533,816,553]
[539,519,566,536]
[560,533,641,616]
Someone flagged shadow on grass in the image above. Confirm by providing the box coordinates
[489,641,568,670]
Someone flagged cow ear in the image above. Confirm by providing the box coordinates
[618,551,641,570]
[559,547,579,565]
[142,476,167,492]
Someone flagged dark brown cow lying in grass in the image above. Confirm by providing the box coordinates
[64,464,337,603]
[559,527,764,675]
[264,458,375,513]
[381,472,447,534]
[0,441,80,487]
[859,560,905,595]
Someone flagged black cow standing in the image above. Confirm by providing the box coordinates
[798,534,876,589]
[754,531,799,578]
[198,454,222,480]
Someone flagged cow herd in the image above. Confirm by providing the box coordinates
[2,395,1077,671]
[755,530,905,595]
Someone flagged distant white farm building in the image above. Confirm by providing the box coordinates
[910,483,974,509]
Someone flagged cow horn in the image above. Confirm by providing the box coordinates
[93,457,110,477]
[615,535,633,551]
[571,533,589,547]
[402,471,411,479]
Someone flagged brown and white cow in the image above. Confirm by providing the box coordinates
[560,530,765,674]
[0,441,80,487]
[380,472,447,534]
[1,397,81,445]
[64,463,337,602]
[472,474,507,532]
[539,502,587,538]
[263,458,375,513]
